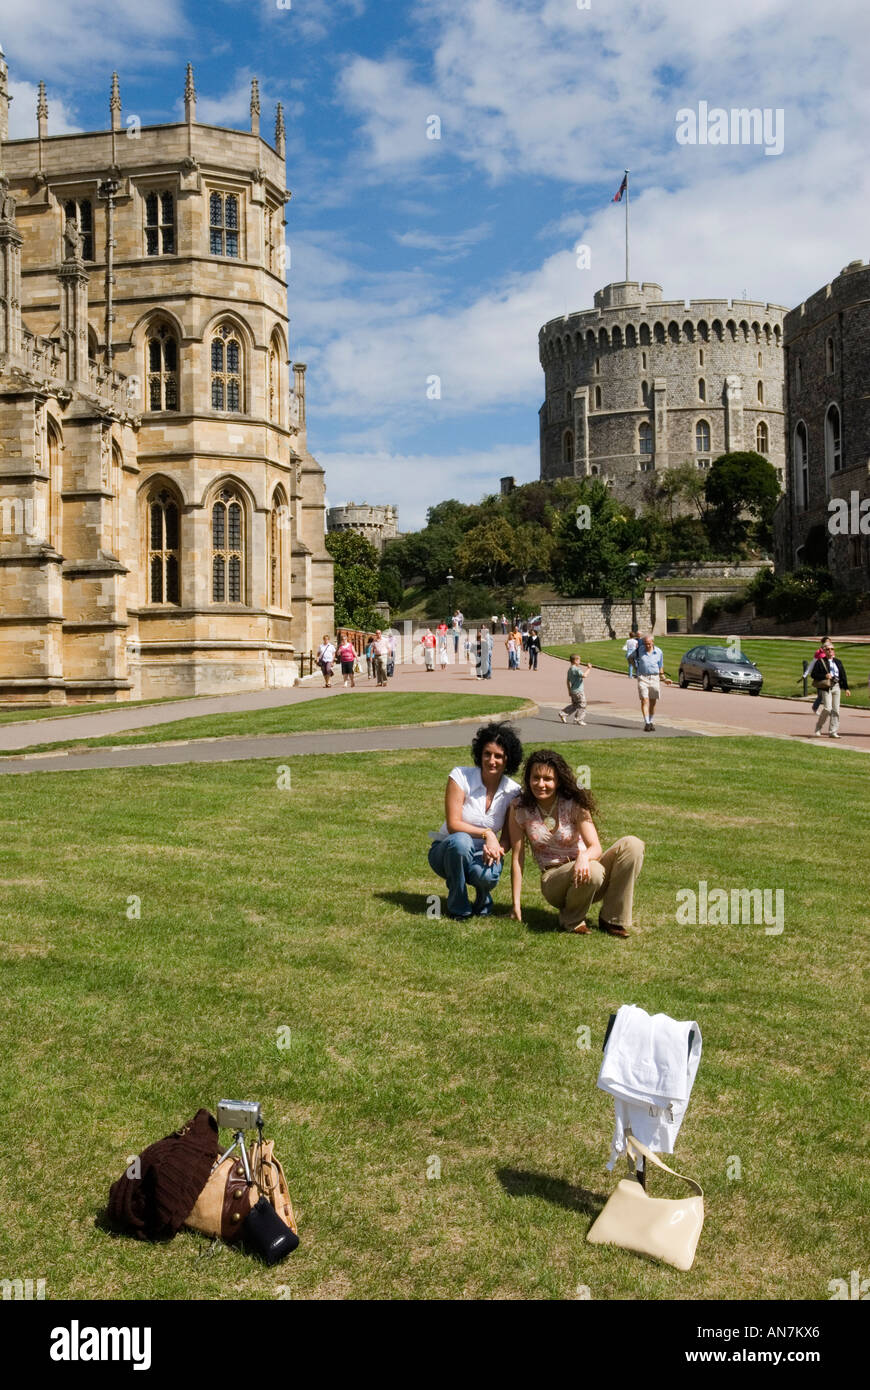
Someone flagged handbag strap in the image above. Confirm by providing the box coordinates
[625,1134,703,1197]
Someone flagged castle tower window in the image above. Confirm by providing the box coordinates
[696,419,711,453]
[641,380,649,405]
[147,323,179,411]
[562,429,574,465]
[825,404,841,475]
[595,357,601,375]
[698,378,706,401]
[210,325,243,412]
[639,323,650,346]
[712,320,723,341]
[794,421,809,509]
[209,191,240,257]
[639,422,653,454]
[757,350,762,368]
[668,321,680,343]
[625,324,636,347]
[825,336,835,373]
[641,350,648,370]
[699,348,704,366]
[756,421,769,454]
[594,386,602,409]
[269,488,288,607]
[148,488,180,604]
[145,192,175,256]
[757,380,764,404]
[63,199,94,260]
[212,487,245,603]
[612,326,623,348]
[654,322,665,344]
[698,321,709,342]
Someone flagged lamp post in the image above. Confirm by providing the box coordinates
[446,571,454,620]
[627,560,640,632]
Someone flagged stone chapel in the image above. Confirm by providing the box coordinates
[0,47,333,705]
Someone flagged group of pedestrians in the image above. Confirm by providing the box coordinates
[316,629,396,689]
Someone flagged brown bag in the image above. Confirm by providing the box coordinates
[185,1152,260,1242]
[252,1138,298,1233]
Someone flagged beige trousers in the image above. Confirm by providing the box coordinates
[539,835,645,930]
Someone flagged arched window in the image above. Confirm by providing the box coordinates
[794,422,809,510]
[111,442,122,554]
[639,422,653,454]
[756,421,769,454]
[757,380,764,404]
[639,323,650,346]
[562,430,574,465]
[825,337,835,373]
[595,356,601,375]
[825,404,841,475]
[212,487,245,602]
[625,324,637,347]
[712,319,723,341]
[641,350,647,370]
[696,419,711,453]
[145,192,175,256]
[211,324,243,412]
[269,488,288,608]
[668,321,680,343]
[47,419,62,552]
[697,320,709,342]
[209,191,240,257]
[586,329,596,350]
[757,351,763,368]
[698,378,706,402]
[683,320,694,342]
[612,326,623,349]
[148,487,180,604]
[698,348,704,366]
[598,327,608,348]
[654,322,665,344]
[641,380,649,405]
[594,385,602,409]
[147,322,179,411]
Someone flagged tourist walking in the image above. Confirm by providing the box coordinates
[387,629,397,678]
[422,627,437,672]
[634,634,672,731]
[364,634,375,680]
[559,653,591,724]
[810,638,850,738]
[452,609,463,655]
[371,629,389,686]
[507,748,643,936]
[337,634,357,688]
[506,631,519,670]
[527,628,541,670]
[623,629,641,677]
[477,625,493,679]
[500,613,508,635]
[316,634,336,688]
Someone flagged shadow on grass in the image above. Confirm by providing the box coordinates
[497,1167,608,1218]
[374,891,559,933]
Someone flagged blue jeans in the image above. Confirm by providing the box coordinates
[428,832,502,917]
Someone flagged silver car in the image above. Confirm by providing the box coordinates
[678,644,763,695]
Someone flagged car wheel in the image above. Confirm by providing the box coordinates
[749,687,760,696]
[679,670,689,688]
[702,672,712,691]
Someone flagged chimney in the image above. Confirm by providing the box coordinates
[250,79,260,137]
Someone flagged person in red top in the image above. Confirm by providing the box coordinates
[337,636,357,688]
[422,627,437,672]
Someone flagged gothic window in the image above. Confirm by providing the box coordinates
[641,380,649,405]
[668,321,680,343]
[757,380,764,404]
[562,430,574,465]
[757,351,763,368]
[612,326,623,349]
[625,324,636,348]
[639,323,650,346]
[712,320,723,341]
[825,337,835,373]
[698,378,706,401]
[756,421,769,454]
[269,489,288,607]
[148,488,180,604]
[641,350,648,370]
[209,191,240,257]
[47,419,62,552]
[654,322,665,344]
[825,404,841,475]
[210,325,243,412]
[595,357,601,375]
[639,422,653,454]
[699,348,705,366]
[147,323,179,412]
[145,191,175,256]
[212,487,244,602]
[696,419,711,453]
[683,321,694,342]
[268,334,284,424]
[697,320,709,342]
[794,422,809,510]
[63,198,93,260]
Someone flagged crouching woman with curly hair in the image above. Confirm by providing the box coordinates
[507,749,644,937]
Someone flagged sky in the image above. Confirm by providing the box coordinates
[1,0,868,528]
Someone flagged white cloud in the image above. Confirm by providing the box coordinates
[393,222,492,259]
[318,444,538,530]
[7,80,81,138]
[0,0,188,80]
[255,0,365,44]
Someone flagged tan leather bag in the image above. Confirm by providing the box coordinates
[185,1152,260,1242]
[586,1135,704,1271]
[252,1139,298,1233]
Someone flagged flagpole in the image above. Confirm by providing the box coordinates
[625,169,630,282]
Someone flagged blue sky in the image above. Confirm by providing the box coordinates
[2,0,868,527]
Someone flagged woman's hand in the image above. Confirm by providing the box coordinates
[481,828,504,865]
[572,850,591,886]
[510,907,522,922]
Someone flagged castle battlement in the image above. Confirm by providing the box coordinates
[786,259,870,329]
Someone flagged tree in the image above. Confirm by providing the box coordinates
[325,531,381,628]
[704,451,780,553]
[377,564,403,610]
[658,463,708,522]
[551,479,643,597]
[511,522,553,585]
[456,516,515,586]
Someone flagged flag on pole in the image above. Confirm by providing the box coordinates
[612,173,628,203]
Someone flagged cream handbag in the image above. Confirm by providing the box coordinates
[586,1134,704,1271]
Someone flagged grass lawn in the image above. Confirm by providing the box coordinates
[547,637,870,708]
[0,695,200,727]
[1,694,535,757]
[0,737,866,1300]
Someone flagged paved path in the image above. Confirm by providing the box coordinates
[1,643,868,775]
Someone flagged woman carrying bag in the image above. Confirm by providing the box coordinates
[810,638,850,739]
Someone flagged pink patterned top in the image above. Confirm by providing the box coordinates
[513,797,589,871]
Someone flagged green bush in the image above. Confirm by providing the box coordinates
[700,597,725,625]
